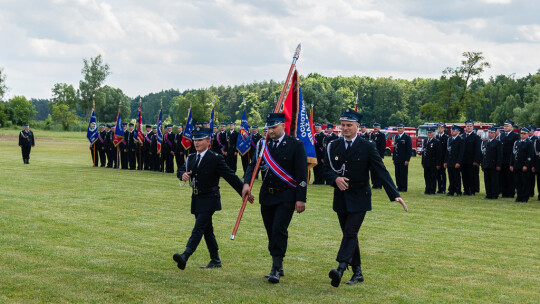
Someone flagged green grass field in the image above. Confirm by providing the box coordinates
[1,130,539,303]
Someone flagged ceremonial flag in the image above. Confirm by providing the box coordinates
[209,107,214,139]
[113,110,125,147]
[309,104,316,144]
[281,70,318,170]
[156,108,162,153]
[236,108,251,155]
[181,108,193,150]
[86,108,98,144]
[136,107,144,145]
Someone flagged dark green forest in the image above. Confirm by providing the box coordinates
[1,53,539,130]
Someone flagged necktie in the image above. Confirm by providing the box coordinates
[195,154,201,170]
[346,140,352,150]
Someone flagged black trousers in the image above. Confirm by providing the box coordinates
[226,152,237,172]
[143,150,151,170]
[261,201,295,258]
[436,166,446,193]
[313,160,324,184]
[461,163,475,194]
[447,167,462,194]
[473,166,480,193]
[336,212,366,266]
[185,212,219,255]
[120,149,128,169]
[529,171,535,197]
[500,165,515,197]
[423,166,437,194]
[175,152,185,171]
[152,153,160,171]
[241,152,251,174]
[99,147,106,166]
[128,149,136,169]
[483,168,499,199]
[21,146,31,160]
[107,148,118,168]
[164,152,174,173]
[394,163,408,191]
[537,170,540,200]
[514,169,530,202]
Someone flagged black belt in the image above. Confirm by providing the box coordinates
[263,185,291,194]
[347,182,369,190]
[193,186,219,195]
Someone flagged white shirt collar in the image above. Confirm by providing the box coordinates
[273,133,286,145]
[197,148,208,160]
[344,135,357,147]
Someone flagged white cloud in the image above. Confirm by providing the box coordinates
[0,0,539,99]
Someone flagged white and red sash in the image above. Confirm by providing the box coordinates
[261,140,296,188]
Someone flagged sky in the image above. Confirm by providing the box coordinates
[1,0,539,99]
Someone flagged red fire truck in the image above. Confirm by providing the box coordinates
[380,127,418,157]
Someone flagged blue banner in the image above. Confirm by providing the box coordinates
[113,110,125,147]
[296,87,317,164]
[86,109,98,144]
[182,108,193,150]
[209,107,214,139]
[236,108,251,156]
[157,109,162,153]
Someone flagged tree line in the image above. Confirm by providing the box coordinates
[1,53,539,130]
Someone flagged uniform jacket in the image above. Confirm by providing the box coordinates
[218,131,227,152]
[105,131,113,150]
[178,150,243,214]
[120,130,129,150]
[499,131,519,165]
[226,130,238,153]
[143,131,153,152]
[369,131,386,158]
[534,140,540,171]
[19,130,35,147]
[392,133,412,163]
[435,133,449,162]
[314,131,326,160]
[127,130,137,150]
[323,133,339,150]
[421,137,442,167]
[359,132,370,140]
[250,133,263,151]
[244,134,308,205]
[322,136,399,213]
[510,139,534,169]
[445,135,465,167]
[481,138,502,169]
[96,130,106,149]
[461,132,482,164]
[162,132,175,154]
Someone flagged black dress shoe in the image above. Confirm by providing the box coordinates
[268,266,281,283]
[200,259,222,269]
[264,267,284,278]
[446,193,454,196]
[456,193,462,197]
[346,265,364,284]
[329,262,348,288]
[173,252,189,270]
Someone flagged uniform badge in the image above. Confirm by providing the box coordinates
[300,181,307,187]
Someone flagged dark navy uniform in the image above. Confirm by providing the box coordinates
[421,135,442,194]
[225,124,239,172]
[461,126,482,195]
[244,129,262,174]
[174,127,244,270]
[499,123,520,197]
[534,139,540,200]
[322,109,403,288]
[211,130,221,154]
[527,127,537,197]
[435,128,449,193]
[392,128,412,192]
[445,131,465,195]
[163,126,176,173]
[127,126,137,170]
[105,127,118,168]
[119,125,129,169]
[510,134,534,202]
[481,135,502,199]
[218,127,228,154]
[18,126,35,164]
[244,113,307,284]
[150,129,160,171]
[142,126,153,170]
[175,129,186,170]
[313,128,326,184]
[369,126,386,189]
[97,127,107,167]
[323,132,339,150]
